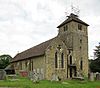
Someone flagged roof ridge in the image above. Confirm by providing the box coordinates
[12,37,56,62]
[19,37,55,54]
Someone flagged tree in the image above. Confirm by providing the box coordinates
[0,54,12,69]
[90,43,100,72]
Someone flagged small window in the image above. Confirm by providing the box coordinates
[55,52,58,68]
[78,24,82,30]
[64,25,68,31]
[80,46,82,50]
[80,59,83,70]
[63,26,66,31]
[80,39,82,43]
[66,25,68,31]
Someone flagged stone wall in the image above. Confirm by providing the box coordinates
[45,38,68,80]
[12,55,46,79]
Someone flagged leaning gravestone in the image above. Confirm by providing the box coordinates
[0,69,6,80]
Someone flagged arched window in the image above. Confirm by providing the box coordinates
[80,59,83,70]
[55,52,58,68]
[70,56,72,64]
[61,53,64,68]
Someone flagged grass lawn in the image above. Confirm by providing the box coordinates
[0,77,100,88]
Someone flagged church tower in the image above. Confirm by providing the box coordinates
[57,13,89,78]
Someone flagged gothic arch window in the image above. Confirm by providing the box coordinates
[70,56,72,64]
[80,59,83,70]
[55,52,58,68]
[61,53,64,68]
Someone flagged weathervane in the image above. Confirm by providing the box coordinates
[65,0,80,17]
[71,3,80,16]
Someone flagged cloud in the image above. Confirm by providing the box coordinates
[0,0,100,59]
[0,0,59,57]
[0,1,28,21]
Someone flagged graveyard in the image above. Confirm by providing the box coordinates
[0,69,100,88]
[0,76,100,88]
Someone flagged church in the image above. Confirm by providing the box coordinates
[11,13,89,80]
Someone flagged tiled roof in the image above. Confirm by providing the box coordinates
[57,13,89,28]
[11,38,54,62]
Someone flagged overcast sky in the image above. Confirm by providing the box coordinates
[0,0,100,59]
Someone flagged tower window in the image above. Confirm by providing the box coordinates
[55,52,58,68]
[78,24,82,30]
[64,25,68,31]
[80,46,82,50]
[63,26,66,31]
[61,53,64,68]
[66,25,68,31]
[80,59,83,70]
[80,39,82,43]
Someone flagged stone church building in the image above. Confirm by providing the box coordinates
[11,13,89,80]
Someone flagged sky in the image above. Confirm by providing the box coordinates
[0,0,100,59]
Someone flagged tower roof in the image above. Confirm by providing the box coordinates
[57,13,89,28]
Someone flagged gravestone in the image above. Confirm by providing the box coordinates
[40,68,44,80]
[51,73,59,81]
[28,71,33,80]
[95,72,100,80]
[33,72,39,83]
[0,69,6,80]
[39,73,43,80]
[88,73,90,79]
[90,73,94,81]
